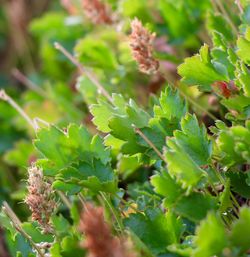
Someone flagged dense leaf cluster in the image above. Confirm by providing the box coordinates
[0,1,250,257]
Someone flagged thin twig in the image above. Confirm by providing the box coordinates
[78,193,89,210]
[211,163,240,213]
[214,0,238,35]
[12,69,47,98]
[211,0,220,12]
[132,124,167,162]
[100,192,124,234]
[235,0,243,13]
[2,202,45,257]
[54,42,113,104]
[57,191,72,209]
[181,92,217,120]
[0,90,38,130]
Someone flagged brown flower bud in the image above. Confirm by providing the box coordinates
[129,18,159,75]
[25,166,56,234]
[82,0,113,25]
[79,203,136,257]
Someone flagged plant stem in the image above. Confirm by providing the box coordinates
[213,0,238,35]
[12,68,47,98]
[132,125,167,163]
[57,191,72,209]
[54,42,113,104]
[2,202,45,257]
[211,163,240,212]
[0,90,38,130]
[235,0,243,13]
[181,91,217,120]
[100,192,124,234]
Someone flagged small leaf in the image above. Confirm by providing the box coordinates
[178,44,228,91]
[193,212,227,257]
[230,207,250,252]
[166,139,206,190]
[151,171,184,207]
[174,114,212,165]
[124,209,181,255]
[173,193,218,222]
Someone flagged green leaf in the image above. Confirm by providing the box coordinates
[230,207,250,252]
[207,12,234,41]
[193,212,227,257]
[124,209,182,255]
[34,124,91,170]
[173,193,218,222]
[21,222,54,243]
[237,37,250,65]
[50,243,62,257]
[227,171,250,198]
[52,181,82,195]
[75,37,118,70]
[153,86,187,121]
[166,139,206,190]
[235,62,250,97]
[219,179,233,214]
[151,171,184,207]
[174,114,212,165]
[4,140,34,168]
[58,158,118,193]
[90,94,126,133]
[60,235,85,257]
[216,125,250,166]
[178,44,228,91]
[51,215,70,238]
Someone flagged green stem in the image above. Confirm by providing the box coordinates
[2,202,45,257]
[211,163,240,213]
[181,92,217,121]
[100,192,124,234]
[213,0,238,35]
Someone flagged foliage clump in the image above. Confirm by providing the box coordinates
[0,1,250,257]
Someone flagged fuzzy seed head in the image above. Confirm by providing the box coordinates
[129,18,159,75]
[25,166,56,234]
[82,0,113,25]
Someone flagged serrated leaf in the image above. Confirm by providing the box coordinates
[34,124,91,170]
[90,94,127,133]
[174,114,212,165]
[151,171,184,207]
[52,181,82,195]
[166,139,206,190]
[153,86,187,121]
[217,125,250,166]
[173,193,218,222]
[21,222,53,243]
[230,207,250,252]
[178,44,228,91]
[193,212,227,257]
[207,12,234,42]
[57,158,117,194]
[237,36,250,65]
[124,209,182,255]
[236,62,250,97]
[227,171,250,198]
